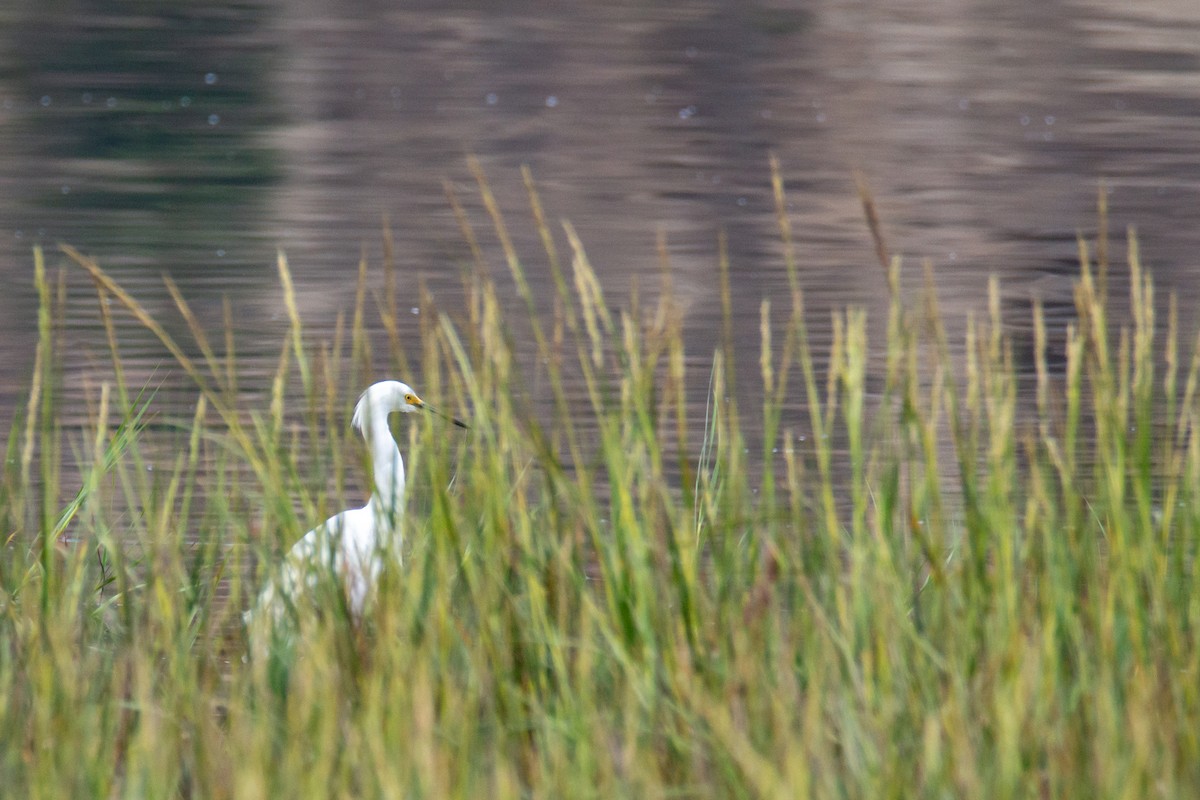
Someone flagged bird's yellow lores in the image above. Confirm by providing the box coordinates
[246,381,467,641]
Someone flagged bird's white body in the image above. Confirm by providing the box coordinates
[247,381,425,636]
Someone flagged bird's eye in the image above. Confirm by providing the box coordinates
[405,394,417,404]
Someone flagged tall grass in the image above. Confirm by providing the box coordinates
[1,164,1198,798]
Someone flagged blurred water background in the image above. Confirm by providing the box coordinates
[1,0,1199,485]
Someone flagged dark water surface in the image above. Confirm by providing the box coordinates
[2,0,1199,496]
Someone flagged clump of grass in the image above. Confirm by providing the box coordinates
[0,164,1197,798]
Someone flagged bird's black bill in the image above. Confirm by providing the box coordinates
[423,403,469,430]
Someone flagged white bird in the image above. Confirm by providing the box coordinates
[246,380,466,643]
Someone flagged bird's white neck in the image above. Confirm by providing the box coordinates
[360,408,405,534]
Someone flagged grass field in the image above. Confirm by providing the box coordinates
[1,164,1197,798]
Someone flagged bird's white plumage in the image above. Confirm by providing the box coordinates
[246,381,428,641]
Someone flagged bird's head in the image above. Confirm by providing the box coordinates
[351,380,468,433]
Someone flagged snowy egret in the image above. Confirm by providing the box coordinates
[246,380,467,640]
